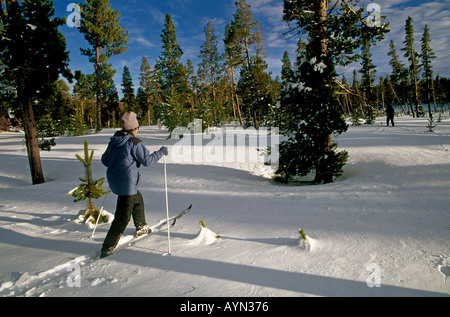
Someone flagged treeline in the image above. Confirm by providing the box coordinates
[1,0,450,185]
[2,1,450,137]
[97,0,281,133]
[1,0,282,135]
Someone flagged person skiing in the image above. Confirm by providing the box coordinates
[386,103,395,127]
[100,111,168,258]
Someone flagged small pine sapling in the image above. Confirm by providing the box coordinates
[298,228,307,241]
[298,228,315,251]
[426,115,437,132]
[69,140,110,224]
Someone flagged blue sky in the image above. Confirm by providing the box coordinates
[53,0,450,97]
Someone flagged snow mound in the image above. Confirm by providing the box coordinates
[74,209,114,228]
[298,229,316,251]
[298,236,316,251]
[188,221,220,246]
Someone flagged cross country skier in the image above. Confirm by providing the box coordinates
[100,111,168,258]
[386,103,395,127]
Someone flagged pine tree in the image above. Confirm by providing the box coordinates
[401,16,422,117]
[224,23,243,125]
[157,14,184,91]
[238,55,274,129]
[101,64,120,127]
[0,0,71,185]
[388,40,410,114]
[420,24,437,119]
[139,57,158,126]
[279,0,389,184]
[226,0,262,68]
[79,0,128,130]
[199,21,222,101]
[73,71,95,127]
[281,51,293,85]
[121,65,136,112]
[155,13,188,133]
[198,20,223,127]
[69,140,110,224]
[185,59,199,123]
[359,38,377,124]
[226,0,267,128]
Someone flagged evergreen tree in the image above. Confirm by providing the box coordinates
[350,70,364,125]
[0,0,72,185]
[69,140,110,224]
[226,0,267,128]
[199,20,222,102]
[279,0,389,184]
[359,38,377,124]
[184,59,198,124]
[121,65,136,112]
[238,56,273,129]
[198,20,223,127]
[387,40,410,114]
[226,0,262,68]
[101,65,120,127]
[157,14,184,91]
[79,0,128,130]
[223,23,243,125]
[73,71,96,127]
[139,56,158,126]
[401,16,422,117]
[420,24,437,118]
[155,13,188,133]
[281,51,293,85]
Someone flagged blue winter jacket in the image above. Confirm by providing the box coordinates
[101,131,164,196]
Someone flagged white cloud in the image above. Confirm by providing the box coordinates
[132,36,156,48]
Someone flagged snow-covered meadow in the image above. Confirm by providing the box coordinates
[0,115,449,297]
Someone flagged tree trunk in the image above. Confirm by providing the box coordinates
[231,66,243,125]
[316,0,333,184]
[21,98,45,185]
[318,0,332,152]
[95,45,102,130]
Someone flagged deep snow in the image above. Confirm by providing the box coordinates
[0,115,449,297]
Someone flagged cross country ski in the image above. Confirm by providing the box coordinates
[100,204,192,258]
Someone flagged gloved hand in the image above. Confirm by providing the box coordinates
[160,146,168,156]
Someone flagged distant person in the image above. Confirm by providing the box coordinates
[386,104,395,127]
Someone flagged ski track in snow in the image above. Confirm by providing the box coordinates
[0,116,449,297]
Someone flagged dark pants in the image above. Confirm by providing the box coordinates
[102,191,147,251]
[387,116,395,127]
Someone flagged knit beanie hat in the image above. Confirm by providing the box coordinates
[121,112,139,131]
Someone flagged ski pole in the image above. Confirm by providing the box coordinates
[163,155,171,255]
[91,188,109,238]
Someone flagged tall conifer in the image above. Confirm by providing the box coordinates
[155,14,188,133]
[121,66,136,112]
[420,24,436,118]
[401,16,422,117]
[278,0,389,183]
[0,0,71,184]
[79,0,128,130]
